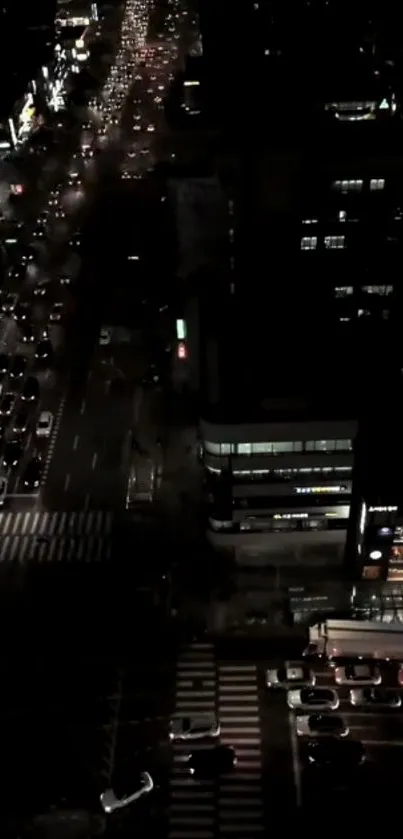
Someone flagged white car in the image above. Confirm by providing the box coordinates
[99,327,112,345]
[296,713,349,738]
[169,714,220,742]
[334,664,381,687]
[100,771,153,813]
[266,662,315,690]
[36,411,53,438]
[287,687,340,711]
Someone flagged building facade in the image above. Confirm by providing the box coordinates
[201,406,357,568]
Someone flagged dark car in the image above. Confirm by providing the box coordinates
[7,266,26,283]
[3,440,23,469]
[12,411,29,435]
[20,246,36,265]
[20,322,36,343]
[33,279,51,297]
[0,353,10,374]
[0,392,15,416]
[10,355,27,379]
[186,746,237,778]
[35,339,53,362]
[22,456,42,490]
[21,376,39,402]
[306,738,366,771]
[13,301,30,322]
[32,224,45,239]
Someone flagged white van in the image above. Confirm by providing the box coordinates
[36,411,53,438]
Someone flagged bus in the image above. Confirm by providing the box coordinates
[304,618,403,663]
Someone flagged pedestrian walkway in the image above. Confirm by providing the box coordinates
[217,663,264,835]
[0,510,113,537]
[0,534,111,563]
[168,643,265,839]
[0,510,114,563]
[169,642,217,839]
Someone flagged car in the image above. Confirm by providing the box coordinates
[350,687,402,708]
[3,440,23,469]
[59,274,71,286]
[33,279,51,297]
[36,411,53,438]
[1,293,18,313]
[10,355,27,379]
[32,225,45,239]
[13,301,30,322]
[22,456,42,490]
[100,771,153,813]
[20,247,36,265]
[49,302,63,323]
[0,354,10,374]
[296,714,349,738]
[287,687,340,711]
[99,327,112,345]
[0,475,8,505]
[334,663,381,686]
[306,738,366,771]
[35,339,53,362]
[0,392,15,416]
[169,715,220,742]
[20,322,36,343]
[13,411,29,435]
[21,376,39,402]
[397,664,403,687]
[7,266,26,283]
[266,662,315,690]
[186,745,237,778]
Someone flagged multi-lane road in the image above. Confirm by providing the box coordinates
[0,0,196,567]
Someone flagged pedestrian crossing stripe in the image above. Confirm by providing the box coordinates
[169,646,265,838]
[0,510,113,537]
[0,535,111,563]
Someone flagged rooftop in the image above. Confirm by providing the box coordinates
[199,286,364,426]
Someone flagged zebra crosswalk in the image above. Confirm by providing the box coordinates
[0,510,114,563]
[0,510,113,537]
[168,642,265,839]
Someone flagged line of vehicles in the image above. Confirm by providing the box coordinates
[100,712,234,815]
[266,618,403,773]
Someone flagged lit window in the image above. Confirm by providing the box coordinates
[301,236,317,250]
[324,235,345,249]
[361,285,393,295]
[334,286,353,297]
[338,210,347,222]
[294,485,347,495]
[370,178,385,191]
[333,179,363,193]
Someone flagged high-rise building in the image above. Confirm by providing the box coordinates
[183,1,403,581]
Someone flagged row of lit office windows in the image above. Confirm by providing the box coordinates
[204,439,353,456]
[301,235,345,250]
[334,285,393,298]
[332,179,385,193]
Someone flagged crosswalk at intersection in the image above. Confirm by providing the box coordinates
[168,642,265,839]
[0,510,113,563]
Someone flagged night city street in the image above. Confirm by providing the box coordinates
[2,0,403,835]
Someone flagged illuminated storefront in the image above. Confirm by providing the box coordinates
[355,500,403,581]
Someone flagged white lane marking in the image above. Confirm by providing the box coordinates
[218,705,259,713]
[220,727,261,736]
[73,435,79,450]
[219,665,256,672]
[80,400,86,414]
[289,711,302,809]
[92,452,97,470]
[43,392,66,485]
[220,716,260,724]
